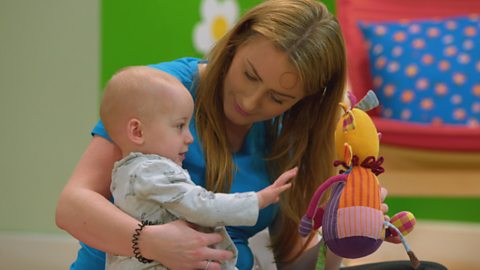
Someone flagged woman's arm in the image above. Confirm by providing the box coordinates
[55,136,131,254]
[325,248,343,270]
[55,136,232,270]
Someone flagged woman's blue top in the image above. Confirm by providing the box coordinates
[71,58,277,270]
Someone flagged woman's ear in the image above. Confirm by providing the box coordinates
[127,118,144,145]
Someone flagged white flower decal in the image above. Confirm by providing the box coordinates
[193,0,239,54]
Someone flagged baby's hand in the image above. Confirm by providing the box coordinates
[257,167,297,209]
[380,187,402,244]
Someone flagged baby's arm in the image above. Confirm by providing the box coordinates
[257,167,297,209]
[131,158,259,227]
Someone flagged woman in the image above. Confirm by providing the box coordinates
[56,0,384,269]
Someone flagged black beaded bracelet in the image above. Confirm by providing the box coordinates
[132,220,153,264]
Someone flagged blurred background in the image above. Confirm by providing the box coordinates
[0,0,478,269]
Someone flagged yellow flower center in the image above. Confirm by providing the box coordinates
[211,16,228,40]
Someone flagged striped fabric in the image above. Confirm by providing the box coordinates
[336,206,384,239]
[338,167,381,209]
[355,90,380,112]
[323,183,345,242]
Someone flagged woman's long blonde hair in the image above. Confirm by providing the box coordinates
[195,0,347,264]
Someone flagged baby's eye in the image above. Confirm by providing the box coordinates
[176,123,185,130]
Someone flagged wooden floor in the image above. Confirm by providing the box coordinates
[343,221,480,270]
[2,221,480,270]
[0,233,78,270]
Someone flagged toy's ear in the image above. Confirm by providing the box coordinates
[343,143,353,166]
[355,90,379,111]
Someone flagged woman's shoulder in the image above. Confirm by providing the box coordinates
[150,57,202,68]
[149,57,204,91]
[149,57,202,78]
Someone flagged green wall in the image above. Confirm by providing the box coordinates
[101,0,335,88]
[101,0,263,88]
[388,197,480,223]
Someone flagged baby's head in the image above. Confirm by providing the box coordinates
[100,66,194,165]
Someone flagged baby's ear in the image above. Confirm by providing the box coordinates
[127,118,144,145]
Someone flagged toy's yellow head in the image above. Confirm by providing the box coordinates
[334,91,380,164]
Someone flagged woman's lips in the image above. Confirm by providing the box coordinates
[234,100,250,117]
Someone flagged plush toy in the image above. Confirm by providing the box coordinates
[299,90,420,269]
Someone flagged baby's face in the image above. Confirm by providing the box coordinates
[143,87,194,166]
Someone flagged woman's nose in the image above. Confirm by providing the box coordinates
[242,89,263,112]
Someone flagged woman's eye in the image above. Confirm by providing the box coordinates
[270,93,284,104]
[244,71,258,81]
[177,123,185,130]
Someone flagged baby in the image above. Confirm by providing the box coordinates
[100,66,297,269]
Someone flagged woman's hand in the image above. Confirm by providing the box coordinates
[380,187,402,244]
[141,220,233,270]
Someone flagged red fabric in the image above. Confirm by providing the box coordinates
[337,0,480,151]
[375,118,480,152]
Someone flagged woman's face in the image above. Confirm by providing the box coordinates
[223,36,306,128]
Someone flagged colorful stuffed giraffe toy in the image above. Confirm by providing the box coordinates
[299,90,420,269]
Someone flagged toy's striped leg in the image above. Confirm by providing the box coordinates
[299,174,346,237]
[384,221,420,269]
